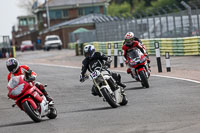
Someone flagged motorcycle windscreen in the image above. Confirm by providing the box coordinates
[8,76,20,89]
[8,75,28,97]
[88,60,103,72]
[127,49,140,59]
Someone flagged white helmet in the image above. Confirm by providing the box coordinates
[124,32,135,46]
[83,44,95,58]
[124,32,134,40]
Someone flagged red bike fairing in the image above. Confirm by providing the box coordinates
[122,41,146,60]
[8,75,43,110]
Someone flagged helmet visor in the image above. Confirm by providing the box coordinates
[7,65,16,73]
[125,38,133,43]
[84,52,91,58]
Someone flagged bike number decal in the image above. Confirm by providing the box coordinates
[90,71,100,80]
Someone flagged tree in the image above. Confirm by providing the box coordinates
[17,0,42,15]
[108,2,131,16]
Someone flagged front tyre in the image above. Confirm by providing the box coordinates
[22,101,42,122]
[101,88,119,108]
[139,70,149,88]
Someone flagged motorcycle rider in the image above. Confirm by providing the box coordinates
[6,58,53,102]
[122,32,150,74]
[80,44,126,96]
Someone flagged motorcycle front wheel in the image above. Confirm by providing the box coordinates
[22,101,42,122]
[139,70,149,88]
[101,88,119,108]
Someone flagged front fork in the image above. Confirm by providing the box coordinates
[93,75,113,95]
[93,75,122,104]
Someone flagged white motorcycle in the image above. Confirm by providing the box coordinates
[86,68,128,108]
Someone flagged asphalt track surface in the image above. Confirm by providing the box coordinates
[1,51,200,133]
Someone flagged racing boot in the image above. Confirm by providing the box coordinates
[117,82,126,88]
[42,89,53,103]
[117,74,126,88]
[35,82,53,103]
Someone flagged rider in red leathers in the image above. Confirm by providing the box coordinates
[122,32,150,74]
[6,58,53,102]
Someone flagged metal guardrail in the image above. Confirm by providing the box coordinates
[70,36,200,56]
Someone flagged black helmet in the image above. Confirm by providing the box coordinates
[6,58,19,73]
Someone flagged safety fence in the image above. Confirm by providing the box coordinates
[0,46,16,58]
[69,36,200,56]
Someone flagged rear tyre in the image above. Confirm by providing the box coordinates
[47,106,57,119]
[139,70,149,88]
[101,88,119,108]
[22,101,42,122]
[120,94,128,106]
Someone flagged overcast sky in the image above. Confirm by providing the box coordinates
[0,0,45,39]
[0,0,24,38]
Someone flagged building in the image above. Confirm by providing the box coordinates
[33,0,110,30]
[12,0,110,49]
[12,15,38,50]
[39,14,106,48]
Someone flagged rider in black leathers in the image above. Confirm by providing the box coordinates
[80,44,126,96]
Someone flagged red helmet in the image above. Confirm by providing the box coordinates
[124,32,134,47]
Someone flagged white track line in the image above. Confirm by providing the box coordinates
[27,62,200,84]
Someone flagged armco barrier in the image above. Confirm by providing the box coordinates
[69,36,200,56]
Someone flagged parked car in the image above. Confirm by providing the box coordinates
[20,40,34,52]
[44,35,62,51]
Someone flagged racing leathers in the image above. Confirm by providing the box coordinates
[80,52,126,96]
[7,65,53,102]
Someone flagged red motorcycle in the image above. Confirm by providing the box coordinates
[7,75,57,122]
[126,48,150,88]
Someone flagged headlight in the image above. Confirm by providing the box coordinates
[129,62,135,66]
[140,57,146,63]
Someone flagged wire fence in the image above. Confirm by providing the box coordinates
[68,2,200,43]
[94,9,200,42]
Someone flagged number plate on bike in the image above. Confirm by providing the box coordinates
[89,70,101,80]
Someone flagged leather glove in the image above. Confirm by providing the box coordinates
[27,76,36,82]
[107,57,112,63]
[25,69,32,79]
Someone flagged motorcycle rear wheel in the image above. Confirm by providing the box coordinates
[139,70,149,88]
[120,94,128,106]
[101,88,119,108]
[47,106,57,119]
[22,101,42,122]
